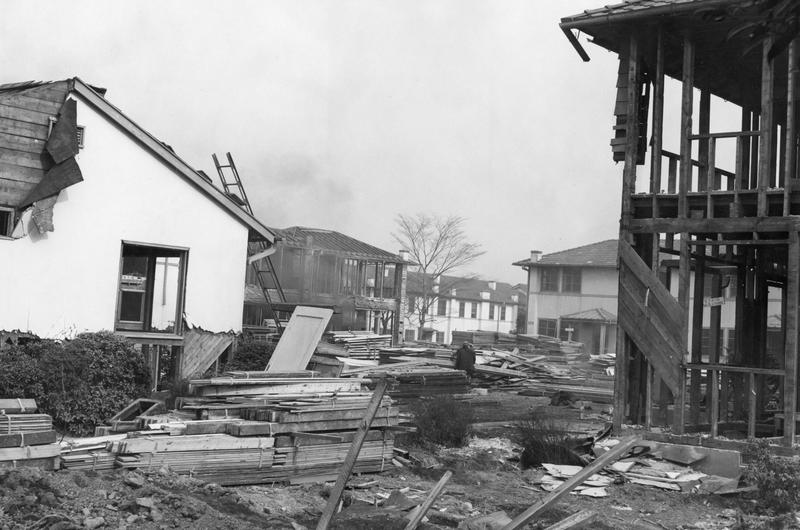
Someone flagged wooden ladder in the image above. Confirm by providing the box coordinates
[213,152,286,333]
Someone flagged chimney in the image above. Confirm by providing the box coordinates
[488,281,496,291]
[399,249,409,262]
[530,250,542,262]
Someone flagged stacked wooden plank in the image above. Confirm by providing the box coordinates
[60,435,125,471]
[115,434,275,473]
[351,364,470,400]
[0,399,59,470]
[104,374,400,485]
[324,331,392,359]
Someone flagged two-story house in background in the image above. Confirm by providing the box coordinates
[514,240,618,355]
[403,272,520,345]
[245,226,407,343]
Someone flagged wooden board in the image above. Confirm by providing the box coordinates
[0,398,38,413]
[267,306,333,373]
[118,433,274,454]
[0,430,56,448]
[180,328,234,378]
[0,442,60,462]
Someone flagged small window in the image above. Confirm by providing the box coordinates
[458,301,465,318]
[500,305,507,321]
[489,304,495,319]
[470,303,477,319]
[116,243,187,333]
[562,268,582,293]
[437,298,447,316]
[408,296,416,312]
[538,318,557,338]
[0,208,14,237]
[540,268,559,291]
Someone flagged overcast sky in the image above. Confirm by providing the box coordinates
[1,0,624,284]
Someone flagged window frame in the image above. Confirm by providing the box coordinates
[458,301,465,318]
[0,207,14,238]
[538,318,558,338]
[437,298,447,316]
[115,241,189,335]
[540,268,559,292]
[488,303,495,320]
[470,302,477,319]
[500,305,507,321]
[562,268,582,293]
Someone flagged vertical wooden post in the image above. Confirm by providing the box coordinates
[317,379,389,530]
[784,230,799,445]
[675,236,691,434]
[645,362,654,429]
[748,372,757,439]
[785,40,798,216]
[698,90,711,192]
[614,34,640,429]
[650,27,665,205]
[690,249,705,426]
[710,369,720,438]
[758,37,775,217]
[707,138,717,216]
[679,36,695,217]
[740,109,752,192]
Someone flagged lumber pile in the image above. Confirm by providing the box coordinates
[323,331,392,359]
[79,372,403,485]
[0,399,59,470]
[60,435,124,471]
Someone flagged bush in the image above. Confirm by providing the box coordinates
[224,339,275,372]
[0,332,150,435]
[743,439,800,514]
[515,411,586,468]
[411,396,473,447]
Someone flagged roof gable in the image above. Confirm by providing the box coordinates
[0,77,274,243]
[273,226,401,261]
[514,239,619,268]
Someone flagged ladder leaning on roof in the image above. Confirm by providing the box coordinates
[213,152,286,334]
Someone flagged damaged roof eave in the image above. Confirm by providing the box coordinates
[68,77,275,244]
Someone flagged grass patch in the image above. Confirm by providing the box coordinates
[410,396,474,447]
[515,411,586,468]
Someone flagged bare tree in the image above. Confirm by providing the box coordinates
[392,214,484,339]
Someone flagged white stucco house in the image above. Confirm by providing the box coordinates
[513,240,619,355]
[403,272,520,345]
[0,78,275,378]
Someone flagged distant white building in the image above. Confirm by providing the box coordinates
[514,240,618,355]
[403,272,520,345]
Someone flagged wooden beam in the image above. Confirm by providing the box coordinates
[544,510,598,530]
[784,230,799,445]
[650,27,665,205]
[621,34,640,235]
[630,216,800,234]
[690,248,705,425]
[679,36,695,218]
[316,378,389,530]
[501,437,640,530]
[785,39,798,216]
[698,90,710,192]
[758,37,775,216]
[404,470,453,530]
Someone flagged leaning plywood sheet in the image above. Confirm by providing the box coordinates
[180,327,235,378]
[266,306,333,373]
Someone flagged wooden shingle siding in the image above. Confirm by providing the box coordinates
[0,147,47,170]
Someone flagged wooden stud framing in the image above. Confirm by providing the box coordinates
[690,247,705,425]
[758,37,775,217]
[679,36,695,218]
[784,230,799,444]
[614,34,640,429]
[785,40,798,216]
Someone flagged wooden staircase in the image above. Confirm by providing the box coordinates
[617,240,686,396]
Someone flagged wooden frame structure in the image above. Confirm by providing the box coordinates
[562,1,800,445]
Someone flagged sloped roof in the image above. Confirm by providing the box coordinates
[0,77,274,243]
[560,0,724,26]
[406,271,519,304]
[560,0,769,111]
[273,227,402,262]
[513,239,618,268]
[561,307,617,323]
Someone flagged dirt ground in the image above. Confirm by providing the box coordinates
[2,431,798,530]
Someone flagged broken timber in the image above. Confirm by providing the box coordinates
[502,437,639,530]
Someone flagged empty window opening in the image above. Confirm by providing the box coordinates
[116,243,187,333]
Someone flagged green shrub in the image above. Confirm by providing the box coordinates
[411,396,473,447]
[224,339,275,372]
[743,439,800,514]
[0,332,150,435]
